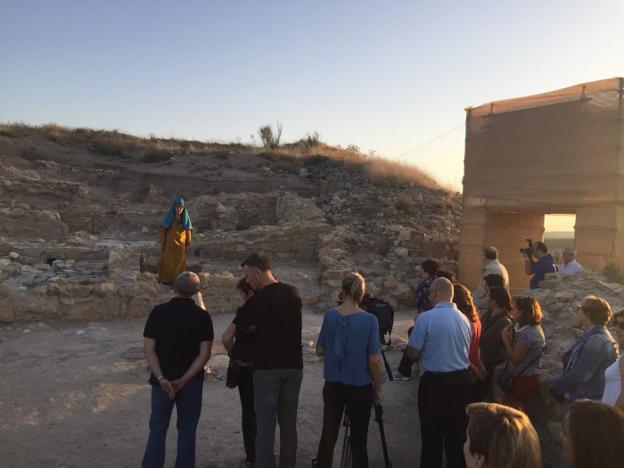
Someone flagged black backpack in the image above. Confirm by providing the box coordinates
[361,294,395,345]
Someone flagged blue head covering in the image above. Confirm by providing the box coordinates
[161,196,192,230]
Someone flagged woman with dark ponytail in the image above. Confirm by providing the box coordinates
[313,273,384,468]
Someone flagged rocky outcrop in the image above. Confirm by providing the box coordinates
[0,207,69,241]
[524,272,624,449]
[0,131,462,323]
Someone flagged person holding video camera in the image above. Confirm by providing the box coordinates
[523,241,556,289]
[314,272,384,468]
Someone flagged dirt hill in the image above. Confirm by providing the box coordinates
[0,123,461,323]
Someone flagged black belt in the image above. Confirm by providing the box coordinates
[423,368,470,376]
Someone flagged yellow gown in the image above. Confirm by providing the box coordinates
[156,220,192,284]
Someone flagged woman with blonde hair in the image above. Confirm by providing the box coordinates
[463,402,541,468]
[313,272,384,468]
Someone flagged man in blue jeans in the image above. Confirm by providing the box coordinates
[242,253,303,468]
[142,272,214,468]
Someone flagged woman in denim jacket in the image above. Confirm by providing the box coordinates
[551,295,618,402]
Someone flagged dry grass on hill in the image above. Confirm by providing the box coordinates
[0,122,445,191]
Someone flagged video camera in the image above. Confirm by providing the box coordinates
[520,238,534,259]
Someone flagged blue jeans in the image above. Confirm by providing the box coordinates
[253,368,303,468]
[142,377,203,468]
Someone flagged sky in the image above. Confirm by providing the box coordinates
[1,0,623,220]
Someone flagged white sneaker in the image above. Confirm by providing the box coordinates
[392,371,411,381]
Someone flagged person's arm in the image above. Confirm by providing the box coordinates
[171,341,212,391]
[501,328,529,365]
[469,323,487,379]
[316,312,328,356]
[551,339,610,393]
[407,314,427,361]
[192,290,206,310]
[474,348,487,380]
[407,346,422,361]
[144,337,175,399]
[185,229,192,248]
[368,352,384,402]
[222,323,236,353]
[616,357,624,411]
[524,258,533,275]
[159,228,167,250]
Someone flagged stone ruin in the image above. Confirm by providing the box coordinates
[459,77,624,291]
[0,132,462,324]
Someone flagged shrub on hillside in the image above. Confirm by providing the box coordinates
[258,122,282,149]
[0,123,48,139]
[142,148,173,163]
[395,195,417,215]
[42,124,67,144]
[90,138,125,156]
[303,131,321,148]
[303,154,331,168]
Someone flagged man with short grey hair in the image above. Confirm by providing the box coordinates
[142,271,214,468]
[473,246,509,311]
[557,246,583,275]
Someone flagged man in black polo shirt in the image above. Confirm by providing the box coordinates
[142,271,214,468]
[241,253,303,468]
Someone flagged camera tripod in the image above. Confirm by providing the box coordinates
[340,403,392,468]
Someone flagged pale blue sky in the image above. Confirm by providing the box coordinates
[1,0,623,194]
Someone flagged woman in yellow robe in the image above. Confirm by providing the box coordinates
[156,196,192,284]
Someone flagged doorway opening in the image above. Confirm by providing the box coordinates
[544,214,576,265]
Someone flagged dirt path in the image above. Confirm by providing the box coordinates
[0,311,421,468]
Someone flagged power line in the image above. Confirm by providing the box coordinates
[396,123,465,158]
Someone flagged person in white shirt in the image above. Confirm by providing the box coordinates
[557,246,583,275]
[473,246,509,311]
[602,310,624,410]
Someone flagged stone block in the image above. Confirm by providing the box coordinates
[0,298,15,323]
[383,275,398,289]
[394,247,409,258]
[538,279,560,289]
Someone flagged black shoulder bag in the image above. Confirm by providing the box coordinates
[497,349,543,394]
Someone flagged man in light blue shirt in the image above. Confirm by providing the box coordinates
[407,277,472,468]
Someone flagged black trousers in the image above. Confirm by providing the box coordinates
[316,381,373,468]
[397,326,415,377]
[418,369,471,468]
[238,366,256,463]
[469,365,494,403]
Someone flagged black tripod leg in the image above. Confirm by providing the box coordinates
[381,348,394,381]
[375,403,393,468]
[340,410,352,468]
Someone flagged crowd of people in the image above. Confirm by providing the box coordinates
[141,198,624,468]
